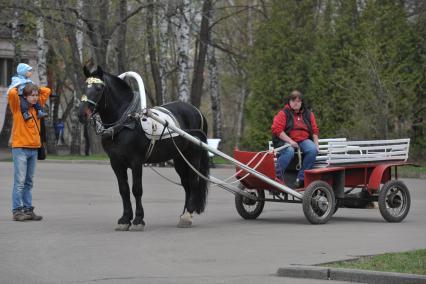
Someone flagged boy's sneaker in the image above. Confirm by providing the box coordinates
[13,209,31,221]
[37,110,48,118]
[22,112,32,121]
[23,207,43,221]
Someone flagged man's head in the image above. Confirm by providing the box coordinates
[22,84,39,105]
[288,90,303,112]
[17,63,33,78]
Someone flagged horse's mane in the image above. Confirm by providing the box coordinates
[103,72,133,96]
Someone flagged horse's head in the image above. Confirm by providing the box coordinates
[78,65,106,124]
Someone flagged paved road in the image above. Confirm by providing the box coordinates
[1,161,425,284]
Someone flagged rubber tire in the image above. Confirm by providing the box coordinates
[333,200,339,215]
[235,185,265,220]
[303,181,336,224]
[378,180,410,223]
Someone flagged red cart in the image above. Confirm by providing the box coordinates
[233,138,411,224]
[143,110,411,225]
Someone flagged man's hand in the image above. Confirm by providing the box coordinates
[289,140,298,148]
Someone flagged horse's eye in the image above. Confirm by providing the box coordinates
[95,84,103,91]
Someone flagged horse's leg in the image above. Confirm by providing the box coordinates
[129,164,145,231]
[173,157,193,228]
[184,155,202,214]
[111,162,132,231]
[180,141,210,218]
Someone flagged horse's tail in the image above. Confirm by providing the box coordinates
[194,116,209,214]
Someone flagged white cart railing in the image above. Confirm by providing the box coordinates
[270,138,410,167]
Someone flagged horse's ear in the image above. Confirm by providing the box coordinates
[96,66,104,78]
[83,66,91,78]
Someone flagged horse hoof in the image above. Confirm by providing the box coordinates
[177,212,193,228]
[177,220,192,228]
[115,223,130,231]
[129,224,145,231]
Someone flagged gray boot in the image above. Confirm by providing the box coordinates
[13,208,31,221]
[24,207,43,221]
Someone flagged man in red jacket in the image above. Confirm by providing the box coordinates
[271,90,319,188]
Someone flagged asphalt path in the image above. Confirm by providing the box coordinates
[1,161,425,284]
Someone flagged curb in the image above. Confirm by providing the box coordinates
[1,159,234,168]
[39,159,111,165]
[277,265,426,284]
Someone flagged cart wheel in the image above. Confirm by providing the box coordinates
[303,181,336,224]
[378,180,410,223]
[333,200,339,215]
[235,185,265,220]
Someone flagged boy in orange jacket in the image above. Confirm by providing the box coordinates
[8,83,51,221]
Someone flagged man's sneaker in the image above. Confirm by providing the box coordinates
[293,179,304,189]
[22,112,32,121]
[13,209,31,221]
[24,207,43,221]
[37,110,48,119]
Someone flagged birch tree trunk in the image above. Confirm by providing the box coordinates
[158,0,169,103]
[36,1,47,86]
[76,0,84,63]
[207,3,222,139]
[55,0,84,154]
[208,46,222,139]
[35,0,58,154]
[177,0,190,102]
[0,3,21,147]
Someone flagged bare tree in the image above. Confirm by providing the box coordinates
[177,0,190,102]
[116,0,128,73]
[147,0,163,105]
[158,0,170,103]
[76,0,84,63]
[190,0,212,108]
[207,1,222,139]
[0,1,21,147]
[35,0,58,154]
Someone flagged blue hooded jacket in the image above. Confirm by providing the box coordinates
[6,63,34,96]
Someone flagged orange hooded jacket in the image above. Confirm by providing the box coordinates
[8,86,52,148]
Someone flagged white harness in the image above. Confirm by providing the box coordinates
[141,106,180,140]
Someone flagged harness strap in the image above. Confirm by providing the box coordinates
[143,120,170,162]
[91,89,140,138]
[296,147,302,170]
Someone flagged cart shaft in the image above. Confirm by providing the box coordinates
[144,109,303,199]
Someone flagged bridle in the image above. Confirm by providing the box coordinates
[81,77,106,112]
[81,76,140,138]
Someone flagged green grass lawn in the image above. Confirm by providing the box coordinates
[46,154,109,161]
[322,249,426,275]
[398,165,426,178]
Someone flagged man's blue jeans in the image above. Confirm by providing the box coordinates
[12,148,37,212]
[276,139,318,181]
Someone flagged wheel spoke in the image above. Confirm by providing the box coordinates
[379,180,410,222]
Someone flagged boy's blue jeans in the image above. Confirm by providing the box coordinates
[276,139,318,181]
[12,148,37,212]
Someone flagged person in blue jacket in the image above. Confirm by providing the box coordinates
[7,63,47,121]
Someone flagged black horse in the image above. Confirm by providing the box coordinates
[78,66,209,231]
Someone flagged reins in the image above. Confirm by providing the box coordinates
[84,76,140,138]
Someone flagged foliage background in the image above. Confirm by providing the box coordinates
[0,0,424,161]
[244,0,425,162]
